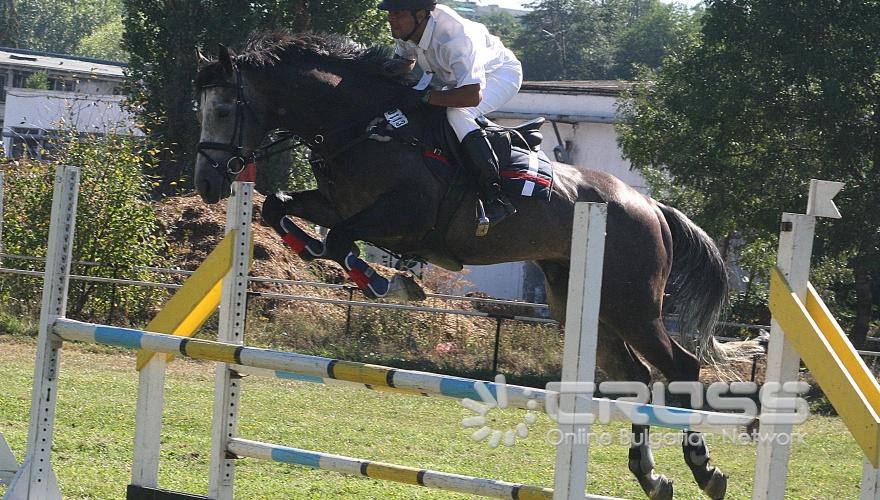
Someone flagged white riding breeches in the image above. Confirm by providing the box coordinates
[446,63,523,141]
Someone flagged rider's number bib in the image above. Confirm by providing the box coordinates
[384,109,409,129]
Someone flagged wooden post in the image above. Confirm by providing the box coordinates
[862,458,880,500]
[754,179,843,500]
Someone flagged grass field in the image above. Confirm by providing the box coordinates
[0,335,867,499]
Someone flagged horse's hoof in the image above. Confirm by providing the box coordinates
[645,475,673,500]
[701,468,727,499]
[636,474,673,500]
[384,273,426,302]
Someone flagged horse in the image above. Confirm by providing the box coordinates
[193,31,746,499]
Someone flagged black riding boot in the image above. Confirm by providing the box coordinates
[461,129,516,229]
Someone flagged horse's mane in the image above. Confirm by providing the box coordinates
[195,30,394,89]
[241,30,391,67]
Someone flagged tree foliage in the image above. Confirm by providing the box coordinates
[0,0,19,47]
[22,70,47,89]
[481,11,522,48]
[618,0,880,345]
[77,15,127,61]
[12,0,122,55]
[514,0,699,80]
[0,130,166,324]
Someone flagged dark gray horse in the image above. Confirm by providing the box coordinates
[193,31,742,499]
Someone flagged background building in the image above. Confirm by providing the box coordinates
[0,48,137,158]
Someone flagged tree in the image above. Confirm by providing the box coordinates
[613,1,699,79]
[23,70,48,89]
[14,0,122,55]
[481,11,522,48]
[0,0,19,47]
[77,15,127,61]
[618,0,880,346]
[514,0,699,81]
[122,0,206,195]
[0,129,166,324]
[514,0,598,80]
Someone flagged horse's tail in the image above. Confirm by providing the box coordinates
[658,203,758,366]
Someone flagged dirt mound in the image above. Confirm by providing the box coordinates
[153,192,493,329]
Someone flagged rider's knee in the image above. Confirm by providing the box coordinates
[447,107,480,139]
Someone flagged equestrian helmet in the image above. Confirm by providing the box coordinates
[378,0,437,11]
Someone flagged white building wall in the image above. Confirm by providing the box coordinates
[3,88,142,156]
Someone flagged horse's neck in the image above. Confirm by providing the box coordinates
[293,64,397,131]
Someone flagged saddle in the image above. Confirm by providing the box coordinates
[428,108,545,168]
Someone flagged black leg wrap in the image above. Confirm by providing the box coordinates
[261,193,288,232]
[628,429,673,500]
[682,431,727,499]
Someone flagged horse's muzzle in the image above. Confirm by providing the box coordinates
[194,158,232,204]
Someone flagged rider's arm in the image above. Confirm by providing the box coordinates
[426,84,481,107]
[432,38,484,108]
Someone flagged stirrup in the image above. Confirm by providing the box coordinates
[475,199,490,237]
[474,197,516,237]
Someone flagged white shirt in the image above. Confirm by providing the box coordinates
[394,4,520,90]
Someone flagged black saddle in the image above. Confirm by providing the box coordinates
[427,108,545,168]
[477,116,545,151]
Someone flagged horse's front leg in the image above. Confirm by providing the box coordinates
[261,190,341,260]
[321,189,432,301]
[262,189,430,301]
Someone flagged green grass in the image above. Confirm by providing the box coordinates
[0,336,867,499]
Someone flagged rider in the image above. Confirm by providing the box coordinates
[379,0,523,227]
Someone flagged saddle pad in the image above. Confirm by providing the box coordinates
[500,146,554,200]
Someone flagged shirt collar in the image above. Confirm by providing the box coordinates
[417,13,436,50]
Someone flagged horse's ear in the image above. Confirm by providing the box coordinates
[196,47,211,66]
[217,44,235,75]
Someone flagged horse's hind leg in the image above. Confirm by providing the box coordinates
[597,326,673,500]
[537,261,675,500]
[614,316,728,499]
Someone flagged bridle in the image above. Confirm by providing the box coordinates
[197,64,397,182]
[196,68,253,182]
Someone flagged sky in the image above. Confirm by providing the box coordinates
[480,0,703,13]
